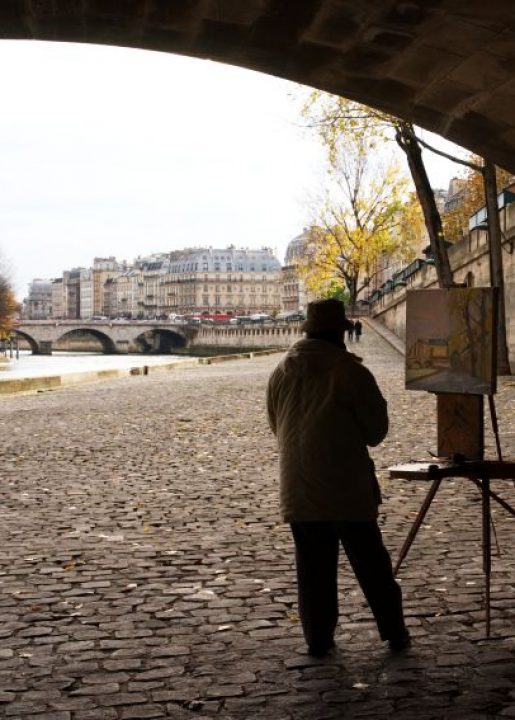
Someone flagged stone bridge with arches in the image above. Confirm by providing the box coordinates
[14,320,301,355]
[14,320,191,355]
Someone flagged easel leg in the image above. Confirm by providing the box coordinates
[488,395,503,462]
[394,477,442,576]
[481,478,492,638]
[469,478,515,517]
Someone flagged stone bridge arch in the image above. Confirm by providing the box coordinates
[131,328,188,354]
[57,328,118,354]
[11,329,40,355]
[1,3,515,170]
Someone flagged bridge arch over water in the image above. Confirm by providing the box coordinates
[133,329,188,354]
[56,328,118,355]
[11,329,40,355]
[1,3,515,170]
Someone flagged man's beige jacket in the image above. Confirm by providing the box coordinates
[266,338,388,522]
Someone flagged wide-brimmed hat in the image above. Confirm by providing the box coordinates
[301,298,354,333]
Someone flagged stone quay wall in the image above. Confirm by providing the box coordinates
[371,229,515,366]
[188,324,302,351]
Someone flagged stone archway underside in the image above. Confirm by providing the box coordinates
[133,329,187,353]
[12,329,38,354]
[3,1,515,171]
[57,329,117,354]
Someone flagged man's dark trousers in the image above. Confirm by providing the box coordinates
[290,521,406,648]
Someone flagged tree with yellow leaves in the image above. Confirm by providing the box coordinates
[300,91,511,372]
[299,133,417,307]
[0,273,17,338]
[301,91,454,287]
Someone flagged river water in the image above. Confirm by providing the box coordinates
[0,351,189,379]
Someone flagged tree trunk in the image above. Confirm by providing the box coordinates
[345,273,358,309]
[395,122,454,288]
[483,162,511,375]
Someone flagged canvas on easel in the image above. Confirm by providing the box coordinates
[391,287,515,636]
[405,287,498,395]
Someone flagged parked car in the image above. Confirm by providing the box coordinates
[276,311,305,322]
[249,313,274,323]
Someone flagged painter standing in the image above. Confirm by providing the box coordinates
[266,299,410,656]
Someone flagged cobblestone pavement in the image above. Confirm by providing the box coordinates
[0,329,514,720]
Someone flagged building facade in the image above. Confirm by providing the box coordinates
[51,278,64,319]
[79,269,93,319]
[281,231,312,312]
[93,257,123,316]
[160,247,282,316]
[23,279,53,319]
[39,247,284,321]
[62,269,84,319]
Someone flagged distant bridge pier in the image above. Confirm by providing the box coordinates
[114,340,130,354]
[38,341,53,356]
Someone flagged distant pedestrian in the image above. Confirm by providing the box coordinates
[354,320,363,342]
[347,321,355,342]
[266,299,410,657]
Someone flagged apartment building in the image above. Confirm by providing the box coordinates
[51,278,64,319]
[160,247,282,316]
[281,231,311,312]
[79,269,93,319]
[23,279,53,319]
[93,257,123,316]
[109,269,144,318]
[43,248,283,320]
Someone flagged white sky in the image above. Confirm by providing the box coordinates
[0,41,464,300]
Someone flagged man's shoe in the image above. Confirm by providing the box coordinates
[388,629,411,652]
[307,640,335,658]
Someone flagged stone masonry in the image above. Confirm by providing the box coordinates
[0,327,514,719]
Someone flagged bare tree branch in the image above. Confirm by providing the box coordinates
[415,134,483,172]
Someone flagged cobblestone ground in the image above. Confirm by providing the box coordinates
[0,329,514,720]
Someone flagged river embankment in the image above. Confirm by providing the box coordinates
[0,348,286,395]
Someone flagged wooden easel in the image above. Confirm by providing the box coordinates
[390,393,515,637]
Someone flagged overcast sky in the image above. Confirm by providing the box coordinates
[0,41,464,299]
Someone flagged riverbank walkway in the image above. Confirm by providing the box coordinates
[0,327,514,719]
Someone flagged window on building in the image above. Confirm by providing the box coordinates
[214,263,220,271]
[226,263,232,271]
